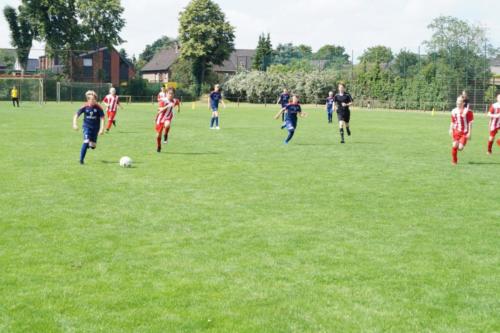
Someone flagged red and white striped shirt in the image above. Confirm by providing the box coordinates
[103,94,120,113]
[488,102,500,131]
[451,107,474,134]
[157,92,166,102]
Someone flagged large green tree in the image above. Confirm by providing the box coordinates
[11,0,125,79]
[252,33,273,71]
[178,0,235,95]
[313,45,349,63]
[3,3,36,72]
[359,45,394,64]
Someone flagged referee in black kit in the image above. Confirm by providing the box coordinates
[333,82,353,144]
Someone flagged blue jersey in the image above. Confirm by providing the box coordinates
[210,91,222,110]
[77,104,104,129]
[279,93,290,107]
[284,103,302,122]
[326,97,334,110]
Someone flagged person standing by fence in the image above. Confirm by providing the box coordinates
[11,86,19,108]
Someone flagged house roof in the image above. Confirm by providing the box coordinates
[213,49,256,73]
[141,47,180,72]
[140,48,256,74]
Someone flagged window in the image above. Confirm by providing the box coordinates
[83,58,92,67]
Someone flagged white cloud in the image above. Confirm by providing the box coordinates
[0,0,499,60]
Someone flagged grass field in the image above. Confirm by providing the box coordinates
[0,101,499,332]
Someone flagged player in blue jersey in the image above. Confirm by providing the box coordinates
[72,90,105,164]
[276,88,290,124]
[326,91,334,124]
[274,95,308,144]
[208,84,226,130]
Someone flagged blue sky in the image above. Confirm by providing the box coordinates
[1,0,499,60]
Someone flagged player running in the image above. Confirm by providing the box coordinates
[277,88,290,124]
[326,91,334,124]
[72,91,105,165]
[487,93,500,155]
[333,83,353,144]
[102,87,121,132]
[209,84,225,130]
[155,88,180,153]
[158,86,166,102]
[274,94,308,144]
[449,95,474,165]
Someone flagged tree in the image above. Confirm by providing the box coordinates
[313,45,349,63]
[77,0,125,49]
[20,0,125,79]
[178,0,235,96]
[252,33,273,71]
[392,50,419,77]
[359,46,394,64]
[272,43,312,65]
[3,4,36,72]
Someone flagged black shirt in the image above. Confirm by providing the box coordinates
[333,93,353,113]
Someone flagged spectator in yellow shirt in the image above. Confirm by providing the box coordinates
[11,86,19,107]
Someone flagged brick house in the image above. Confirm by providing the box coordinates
[39,47,135,86]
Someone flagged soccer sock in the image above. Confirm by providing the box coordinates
[156,136,161,149]
[107,119,113,130]
[286,129,295,143]
[452,147,458,164]
[488,140,494,153]
[216,117,220,127]
[80,143,89,162]
[164,127,170,141]
[340,128,345,141]
[346,127,351,136]
[210,117,215,127]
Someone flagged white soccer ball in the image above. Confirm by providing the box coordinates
[119,156,133,168]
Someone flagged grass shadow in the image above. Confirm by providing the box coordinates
[468,161,500,165]
[166,151,219,156]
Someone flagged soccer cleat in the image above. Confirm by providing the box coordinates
[215,126,220,130]
[106,128,109,132]
[163,140,168,144]
[284,140,289,145]
[113,120,117,127]
[79,160,84,165]
[346,128,351,136]
[451,161,457,165]
[341,140,345,144]
[487,151,492,156]
[157,147,161,153]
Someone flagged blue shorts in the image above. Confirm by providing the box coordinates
[285,119,297,131]
[327,108,333,114]
[211,105,219,112]
[83,127,99,142]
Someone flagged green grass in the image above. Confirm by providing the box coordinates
[0,101,499,332]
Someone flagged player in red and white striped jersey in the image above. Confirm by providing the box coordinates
[155,88,180,153]
[157,86,166,102]
[487,93,500,155]
[102,87,121,132]
[449,95,474,165]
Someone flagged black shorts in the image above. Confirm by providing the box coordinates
[337,109,350,123]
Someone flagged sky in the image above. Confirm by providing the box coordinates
[1,0,499,61]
